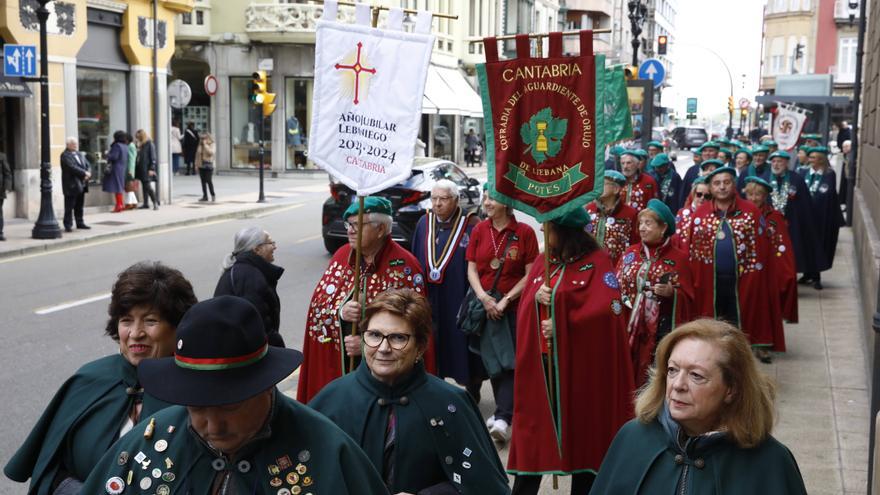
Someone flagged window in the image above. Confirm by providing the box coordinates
[181,12,191,24]
[837,37,858,82]
[230,77,272,169]
[773,0,786,12]
[790,0,799,10]
[76,68,128,183]
[196,10,204,25]
[284,78,314,170]
[802,0,810,9]
[769,37,785,75]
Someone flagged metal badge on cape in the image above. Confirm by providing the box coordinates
[477,31,606,221]
[309,0,435,195]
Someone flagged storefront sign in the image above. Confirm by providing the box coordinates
[477,31,610,222]
[308,0,434,195]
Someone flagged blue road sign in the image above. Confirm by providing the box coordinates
[4,44,37,77]
[638,58,666,89]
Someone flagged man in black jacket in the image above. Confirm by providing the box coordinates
[60,137,91,232]
[0,151,11,240]
[182,122,199,176]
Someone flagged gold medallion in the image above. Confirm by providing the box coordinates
[489,257,501,270]
[716,231,726,240]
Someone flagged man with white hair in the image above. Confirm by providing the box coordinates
[412,179,482,397]
[296,196,431,403]
[59,137,91,232]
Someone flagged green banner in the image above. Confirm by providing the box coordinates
[504,162,587,198]
[603,65,633,145]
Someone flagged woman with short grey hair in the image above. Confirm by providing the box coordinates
[214,226,286,347]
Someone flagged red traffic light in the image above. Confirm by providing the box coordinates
[658,35,668,55]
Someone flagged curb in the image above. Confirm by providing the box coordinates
[0,202,294,261]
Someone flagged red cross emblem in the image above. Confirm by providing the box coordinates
[335,42,376,105]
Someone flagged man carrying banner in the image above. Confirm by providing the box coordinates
[586,170,640,265]
[411,180,482,397]
[296,197,430,403]
[619,150,659,212]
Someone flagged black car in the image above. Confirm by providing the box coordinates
[671,126,709,150]
[321,157,482,253]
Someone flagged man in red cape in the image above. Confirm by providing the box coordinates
[296,197,433,403]
[586,170,640,265]
[619,150,659,212]
[684,167,783,358]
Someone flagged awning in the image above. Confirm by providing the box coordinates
[422,65,483,117]
[0,75,33,98]
[422,95,438,114]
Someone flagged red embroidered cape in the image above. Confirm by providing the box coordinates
[683,197,783,350]
[760,203,798,325]
[672,205,697,253]
[507,251,634,475]
[619,172,659,212]
[296,239,434,403]
[615,240,694,387]
[586,201,640,265]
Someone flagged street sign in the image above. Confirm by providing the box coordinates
[739,98,750,110]
[168,79,192,109]
[638,58,666,88]
[686,97,698,114]
[687,113,697,120]
[204,75,218,96]
[3,44,37,77]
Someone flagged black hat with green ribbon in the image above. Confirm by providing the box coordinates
[138,296,303,407]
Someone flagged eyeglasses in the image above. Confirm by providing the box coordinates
[260,240,276,247]
[363,330,412,350]
[693,192,712,199]
[430,195,456,203]
[344,221,377,232]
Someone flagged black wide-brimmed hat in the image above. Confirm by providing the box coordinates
[138,296,303,407]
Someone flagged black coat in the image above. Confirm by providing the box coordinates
[214,251,286,347]
[60,150,90,197]
[182,127,200,162]
[0,152,10,200]
[135,140,156,181]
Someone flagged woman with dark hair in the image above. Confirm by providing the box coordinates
[134,129,159,210]
[4,262,197,495]
[310,289,510,495]
[591,319,807,494]
[507,208,635,495]
[102,130,128,213]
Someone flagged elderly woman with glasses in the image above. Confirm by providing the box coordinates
[214,225,286,347]
[311,289,510,495]
[591,319,807,494]
[297,197,433,404]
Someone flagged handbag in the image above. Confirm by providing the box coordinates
[457,233,516,333]
[124,180,139,193]
[103,163,112,176]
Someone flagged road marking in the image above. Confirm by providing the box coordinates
[249,203,305,219]
[34,292,111,315]
[293,234,322,244]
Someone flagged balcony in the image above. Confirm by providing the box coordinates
[244,3,356,43]
[565,0,613,16]
[833,0,860,25]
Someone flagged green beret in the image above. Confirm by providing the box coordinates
[343,196,392,219]
[700,158,725,170]
[764,140,777,146]
[798,145,811,152]
[647,141,664,150]
[735,148,752,158]
[550,207,591,229]
[751,145,769,154]
[634,149,649,159]
[620,149,640,159]
[715,137,731,146]
[769,150,791,161]
[693,176,707,185]
[802,133,822,141]
[646,199,676,237]
[744,176,773,193]
[706,166,737,181]
[700,141,720,151]
[808,146,830,155]
[610,145,626,156]
[649,153,671,169]
[731,140,744,148]
[604,170,627,185]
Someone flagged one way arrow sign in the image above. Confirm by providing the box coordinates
[638,58,666,89]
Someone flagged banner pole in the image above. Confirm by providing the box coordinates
[350,195,365,372]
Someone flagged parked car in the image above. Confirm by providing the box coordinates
[671,126,709,150]
[321,157,482,253]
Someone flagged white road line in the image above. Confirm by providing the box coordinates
[293,234,322,244]
[34,292,112,315]
[249,203,305,219]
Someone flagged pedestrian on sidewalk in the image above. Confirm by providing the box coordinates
[0,151,11,240]
[60,137,91,232]
[170,119,183,175]
[101,131,127,213]
[591,319,808,494]
[214,226,285,347]
[464,187,539,444]
[797,147,844,290]
[507,209,634,495]
[182,122,199,176]
[195,132,216,202]
[134,129,159,210]
[123,133,138,210]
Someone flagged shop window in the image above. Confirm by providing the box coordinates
[433,114,455,161]
[284,78,314,170]
[230,77,272,169]
[76,68,127,184]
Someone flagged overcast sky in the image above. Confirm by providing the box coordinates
[665,0,766,126]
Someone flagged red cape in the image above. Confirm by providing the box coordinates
[684,197,783,351]
[761,204,798,325]
[507,250,634,474]
[672,205,697,252]
[296,239,434,403]
[620,172,659,212]
[586,201,640,265]
[616,240,695,387]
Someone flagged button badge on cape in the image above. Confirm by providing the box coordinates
[104,476,125,494]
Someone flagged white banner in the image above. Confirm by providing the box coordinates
[772,104,808,151]
[309,1,434,195]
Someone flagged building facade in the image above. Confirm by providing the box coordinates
[0,0,192,221]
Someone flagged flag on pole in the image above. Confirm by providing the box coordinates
[309,1,434,195]
[772,103,808,151]
[603,65,633,145]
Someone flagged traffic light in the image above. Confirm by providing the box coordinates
[624,65,638,80]
[728,96,735,113]
[657,35,668,55]
[251,71,277,117]
[794,43,804,60]
[741,108,748,117]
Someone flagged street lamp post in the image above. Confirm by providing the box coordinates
[31,0,62,239]
[627,0,648,67]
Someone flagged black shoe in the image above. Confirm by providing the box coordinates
[797,275,814,285]
[0,234,5,241]
[211,196,216,202]
[76,224,91,230]
[199,197,208,202]
[757,349,773,364]
[140,205,150,209]
[153,204,159,210]
[64,226,73,233]
[813,280,823,290]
